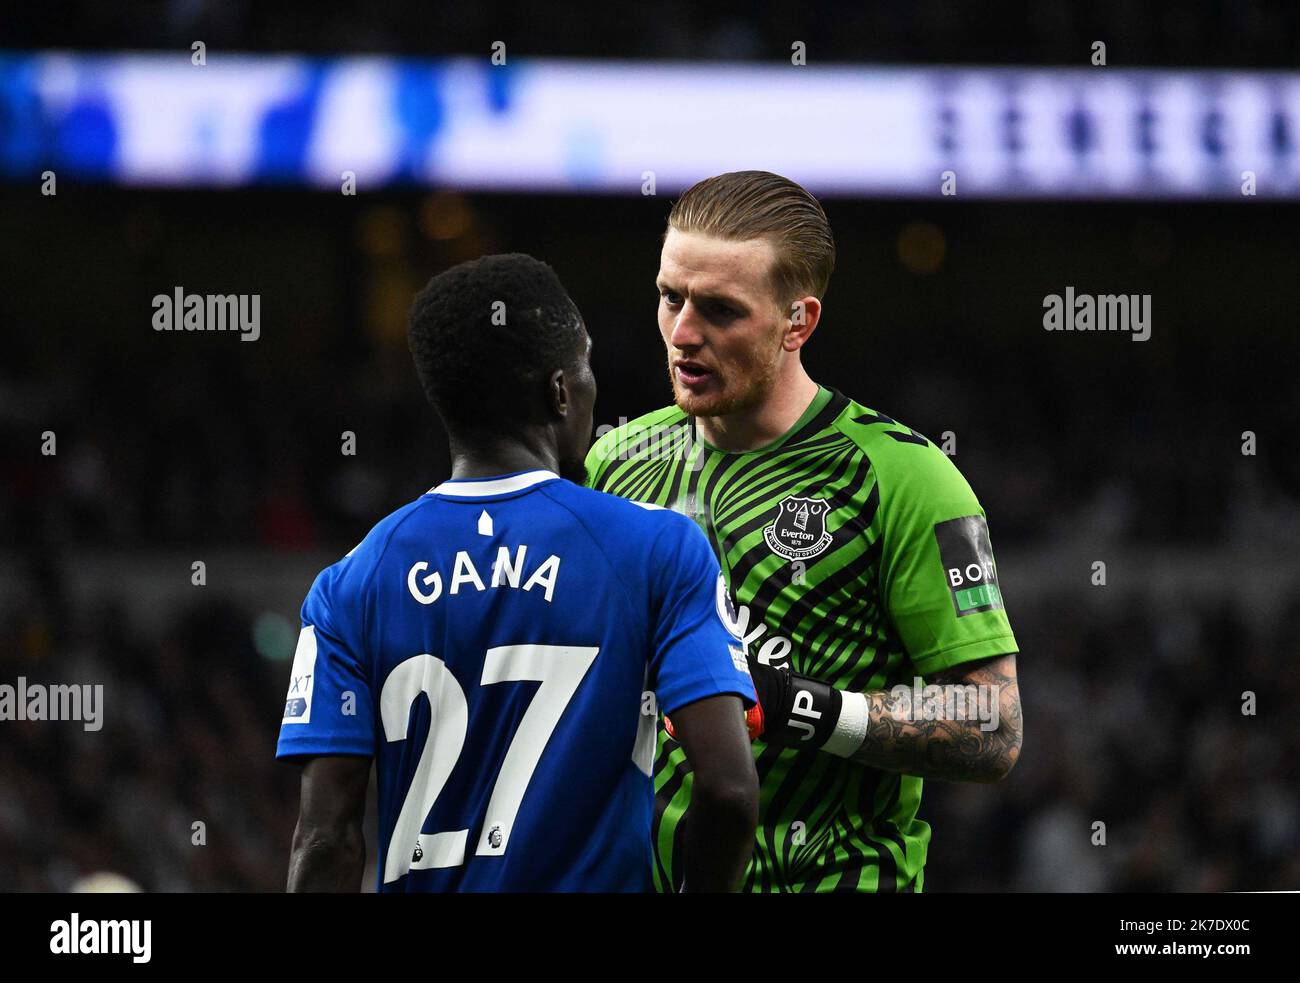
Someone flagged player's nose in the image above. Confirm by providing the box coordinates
[669,301,706,350]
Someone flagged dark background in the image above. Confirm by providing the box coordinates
[6,1,1300,67]
[1,2,1298,892]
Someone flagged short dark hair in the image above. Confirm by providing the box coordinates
[667,170,835,304]
[408,253,585,436]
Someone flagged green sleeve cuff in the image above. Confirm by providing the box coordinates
[909,634,1018,678]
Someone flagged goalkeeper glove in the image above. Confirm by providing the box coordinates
[744,657,869,756]
[665,658,869,757]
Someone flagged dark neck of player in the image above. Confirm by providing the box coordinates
[447,430,562,481]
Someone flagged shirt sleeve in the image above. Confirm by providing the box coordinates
[877,442,1018,678]
[275,563,376,758]
[645,512,758,716]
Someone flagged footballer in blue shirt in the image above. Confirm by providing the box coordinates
[276,253,759,892]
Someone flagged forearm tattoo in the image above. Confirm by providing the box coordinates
[848,654,1022,782]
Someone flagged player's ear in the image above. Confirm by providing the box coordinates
[784,295,822,351]
[548,367,569,420]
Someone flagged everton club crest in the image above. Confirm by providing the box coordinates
[764,496,834,561]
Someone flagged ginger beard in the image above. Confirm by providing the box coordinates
[665,316,786,418]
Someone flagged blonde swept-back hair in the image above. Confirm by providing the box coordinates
[666,170,836,306]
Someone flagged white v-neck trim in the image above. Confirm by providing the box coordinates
[428,469,559,498]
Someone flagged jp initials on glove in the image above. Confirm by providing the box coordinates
[666,656,869,758]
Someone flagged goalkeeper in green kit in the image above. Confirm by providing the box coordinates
[585,171,1023,892]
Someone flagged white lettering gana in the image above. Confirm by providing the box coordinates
[407,544,561,605]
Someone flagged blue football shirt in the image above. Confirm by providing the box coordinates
[276,469,755,891]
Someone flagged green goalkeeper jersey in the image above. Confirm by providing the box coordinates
[584,386,1018,892]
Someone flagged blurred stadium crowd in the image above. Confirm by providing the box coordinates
[931,590,1300,891]
[1,183,1296,891]
[4,192,1298,554]
[4,0,1298,67]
